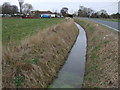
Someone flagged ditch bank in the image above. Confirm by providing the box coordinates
[2,19,79,88]
[49,23,87,88]
[75,18,118,88]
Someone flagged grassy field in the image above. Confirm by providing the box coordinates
[2,18,65,45]
[74,18,118,88]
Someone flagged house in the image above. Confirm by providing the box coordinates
[31,10,56,18]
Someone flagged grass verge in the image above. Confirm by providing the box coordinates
[74,18,118,88]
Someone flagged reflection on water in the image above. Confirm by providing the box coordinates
[49,23,87,88]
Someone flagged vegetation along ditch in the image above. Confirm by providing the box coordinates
[49,23,87,88]
[2,18,79,88]
[75,18,118,88]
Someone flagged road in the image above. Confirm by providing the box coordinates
[80,18,120,31]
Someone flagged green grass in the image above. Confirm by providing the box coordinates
[88,25,96,33]
[74,19,86,25]
[2,18,65,45]
[26,58,40,64]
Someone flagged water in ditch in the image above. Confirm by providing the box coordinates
[49,23,87,88]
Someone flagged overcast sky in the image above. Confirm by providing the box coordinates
[0,0,119,15]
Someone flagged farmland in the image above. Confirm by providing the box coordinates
[2,18,65,45]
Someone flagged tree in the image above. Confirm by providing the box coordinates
[100,13,110,18]
[87,8,94,17]
[77,6,110,18]
[60,7,68,17]
[97,10,109,18]
[111,13,120,19]
[2,2,18,15]
[22,3,33,15]
[78,8,89,17]
[97,10,108,15]
[78,6,94,17]
[2,2,11,14]
[18,0,24,14]
[10,5,19,14]
[91,12,100,18]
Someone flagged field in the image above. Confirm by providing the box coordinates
[2,18,65,45]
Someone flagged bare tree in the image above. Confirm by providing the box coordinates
[22,3,33,15]
[11,5,19,14]
[18,0,24,14]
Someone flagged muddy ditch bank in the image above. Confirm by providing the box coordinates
[75,18,118,88]
[2,19,79,88]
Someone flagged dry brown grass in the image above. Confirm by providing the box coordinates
[75,19,118,88]
[2,19,78,88]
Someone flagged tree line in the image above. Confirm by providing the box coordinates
[0,2,18,15]
[0,1,33,16]
[60,6,119,19]
[0,2,119,19]
[77,6,120,19]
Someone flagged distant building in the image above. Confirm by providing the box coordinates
[31,10,56,18]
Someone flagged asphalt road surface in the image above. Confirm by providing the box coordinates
[80,18,120,31]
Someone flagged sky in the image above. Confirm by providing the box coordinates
[0,0,120,15]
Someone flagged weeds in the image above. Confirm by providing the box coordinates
[75,18,118,88]
[90,53,98,60]
[88,26,95,33]
[27,58,40,64]
[14,75,25,87]
[92,40,110,52]
[103,40,110,45]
